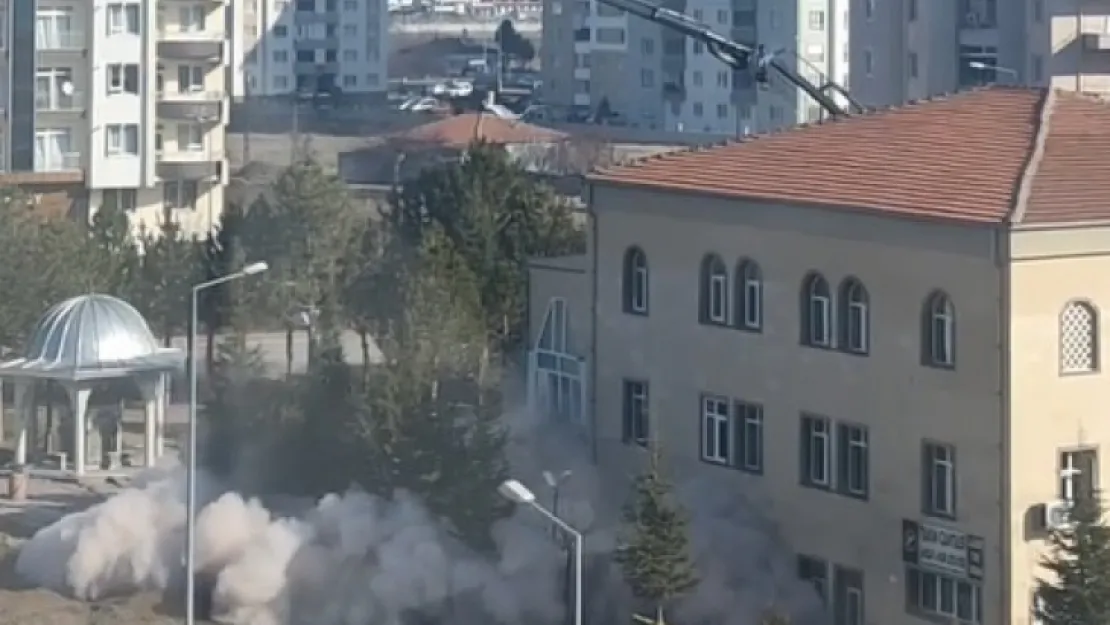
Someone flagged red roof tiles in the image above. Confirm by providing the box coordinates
[589,87,1110,226]
[393,112,567,149]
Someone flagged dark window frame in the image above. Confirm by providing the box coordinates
[922,440,957,519]
[800,413,833,490]
[836,422,870,500]
[801,272,833,348]
[699,254,729,326]
[621,379,650,446]
[733,259,763,332]
[922,290,956,369]
[837,277,870,355]
[622,246,650,315]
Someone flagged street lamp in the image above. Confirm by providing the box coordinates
[499,479,582,625]
[542,469,573,541]
[968,61,1019,82]
[185,261,268,625]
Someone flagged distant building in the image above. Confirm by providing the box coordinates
[527,87,1110,625]
[230,0,389,98]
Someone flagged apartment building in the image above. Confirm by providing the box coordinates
[852,0,1110,107]
[526,87,1110,625]
[540,0,849,134]
[231,0,388,99]
[0,0,229,235]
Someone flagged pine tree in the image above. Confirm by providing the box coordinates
[617,445,699,625]
[1036,492,1110,624]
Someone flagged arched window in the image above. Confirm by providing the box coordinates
[699,254,729,325]
[838,278,870,354]
[1060,300,1099,374]
[923,291,956,368]
[800,272,832,347]
[622,246,649,314]
[734,259,763,331]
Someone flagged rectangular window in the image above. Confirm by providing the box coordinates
[108,64,140,94]
[176,124,203,151]
[808,10,826,30]
[622,380,649,446]
[179,5,205,32]
[178,66,205,92]
[164,180,199,210]
[909,52,919,79]
[798,555,828,604]
[734,401,763,473]
[834,565,865,625]
[801,414,831,488]
[102,189,137,212]
[908,0,917,21]
[701,395,731,464]
[107,3,141,35]
[923,442,957,518]
[709,271,727,323]
[1060,449,1098,502]
[906,567,982,623]
[595,27,625,44]
[106,124,139,156]
[837,423,869,498]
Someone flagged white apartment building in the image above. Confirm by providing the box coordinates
[541,0,850,135]
[851,0,1110,107]
[1,0,229,236]
[231,0,388,99]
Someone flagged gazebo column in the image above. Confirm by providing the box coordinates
[139,376,162,467]
[155,373,167,458]
[13,379,31,466]
[68,385,91,477]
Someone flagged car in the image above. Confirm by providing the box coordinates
[408,96,440,112]
[445,81,473,97]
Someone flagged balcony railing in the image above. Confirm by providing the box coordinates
[35,152,82,172]
[36,31,85,50]
[158,89,223,101]
[35,91,85,112]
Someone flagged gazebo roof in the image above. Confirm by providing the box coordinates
[0,294,183,381]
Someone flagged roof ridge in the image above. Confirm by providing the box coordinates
[1008,89,1055,225]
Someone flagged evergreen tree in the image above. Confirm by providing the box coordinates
[136,220,200,346]
[1036,493,1110,624]
[617,445,699,625]
[85,199,141,296]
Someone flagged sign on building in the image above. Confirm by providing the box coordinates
[902,519,985,580]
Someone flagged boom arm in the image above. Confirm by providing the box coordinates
[596,0,864,118]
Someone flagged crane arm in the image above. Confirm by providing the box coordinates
[595,0,857,118]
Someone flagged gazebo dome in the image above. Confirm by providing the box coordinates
[24,294,161,370]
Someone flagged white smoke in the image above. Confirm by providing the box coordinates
[14,461,565,625]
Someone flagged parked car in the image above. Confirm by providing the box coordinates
[408,96,441,112]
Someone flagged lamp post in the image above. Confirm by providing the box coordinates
[499,479,582,625]
[968,61,1019,84]
[542,469,572,541]
[186,261,268,625]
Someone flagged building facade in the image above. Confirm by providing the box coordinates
[526,87,1110,625]
[851,0,1110,107]
[231,0,388,98]
[1,0,229,235]
[540,0,849,134]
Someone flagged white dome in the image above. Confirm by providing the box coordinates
[24,294,162,370]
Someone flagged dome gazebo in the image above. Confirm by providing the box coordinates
[0,294,183,477]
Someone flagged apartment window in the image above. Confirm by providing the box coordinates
[106,124,140,156]
[770,106,782,121]
[838,278,870,354]
[178,5,205,32]
[923,291,956,367]
[342,49,358,61]
[863,49,874,76]
[35,68,77,111]
[296,50,314,63]
[1060,301,1098,374]
[716,103,728,118]
[178,66,205,92]
[733,10,755,26]
[836,423,869,498]
[692,41,704,55]
[699,253,728,325]
[36,8,77,49]
[274,25,288,37]
[274,50,289,62]
[716,70,729,88]
[164,180,199,210]
[640,69,655,87]
[801,415,832,489]
[734,259,762,331]
[344,0,358,8]
[923,442,956,518]
[909,52,919,78]
[155,124,163,152]
[108,64,140,95]
[906,568,982,624]
[176,124,203,151]
[274,76,289,89]
[700,395,731,464]
[1032,0,1043,21]
[716,9,728,24]
[1060,449,1098,503]
[805,44,825,63]
[107,3,141,35]
[834,566,865,625]
[808,10,826,30]
[35,128,75,172]
[692,71,703,86]
[641,38,655,55]
[693,102,704,116]
[735,401,763,473]
[623,246,649,314]
[343,75,357,86]
[801,272,832,347]
[595,27,625,44]
[1032,54,1044,83]
[297,0,315,10]
[366,73,380,87]
[622,380,649,446]
[692,9,702,20]
[798,555,828,603]
[343,24,357,36]
[864,0,875,19]
[102,189,138,212]
[908,0,917,20]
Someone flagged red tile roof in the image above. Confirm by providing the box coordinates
[588,87,1110,226]
[393,112,567,149]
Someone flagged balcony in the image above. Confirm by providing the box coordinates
[35,90,85,113]
[294,61,340,74]
[157,149,221,180]
[1084,32,1110,52]
[157,91,223,121]
[293,37,340,50]
[35,31,85,52]
[294,11,341,25]
[35,152,82,173]
[157,29,225,61]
